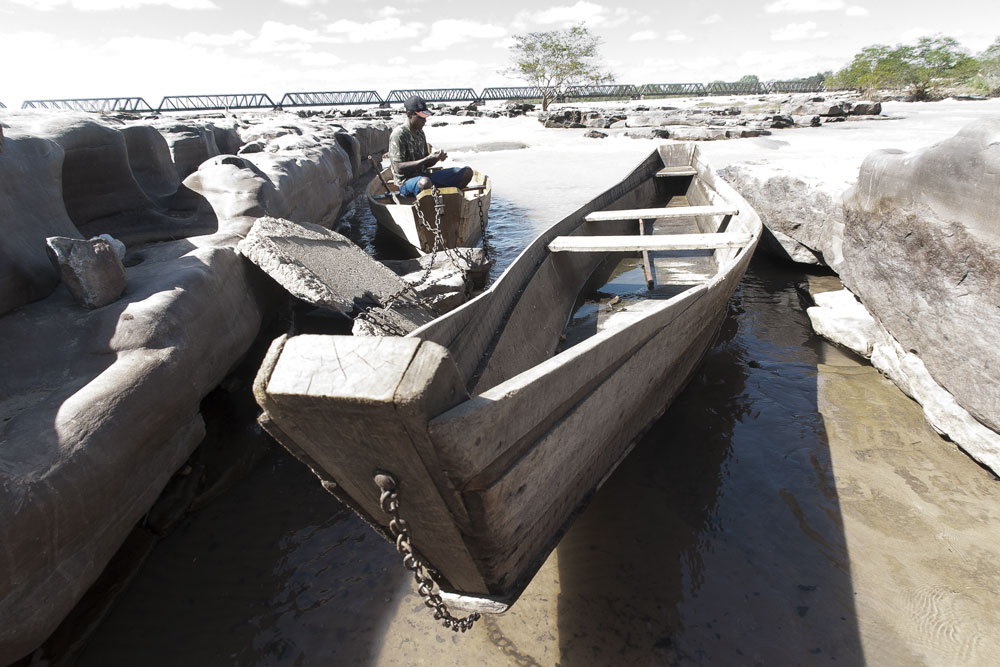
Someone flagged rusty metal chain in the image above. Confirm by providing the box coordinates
[374,472,481,633]
[355,186,450,334]
[413,185,447,256]
[477,176,489,258]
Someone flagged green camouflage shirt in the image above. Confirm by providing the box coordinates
[388,124,429,186]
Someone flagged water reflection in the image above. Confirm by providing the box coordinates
[549,256,861,665]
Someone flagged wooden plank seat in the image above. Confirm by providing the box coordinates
[548,232,752,253]
[655,166,697,177]
[584,204,738,222]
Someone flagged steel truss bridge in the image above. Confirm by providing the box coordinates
[156,94,276,112]
[705,82,769,95]
[637,83,707,97]
[769,81,826,93]
[279,91,383,107]
[384,88,480,104]
[13,82,833,114]
[20,97,154,112]
[479,86,546,101]
[566,84,638,99]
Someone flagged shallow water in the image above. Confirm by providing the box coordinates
[76,102,1000,666]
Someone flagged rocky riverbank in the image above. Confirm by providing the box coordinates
[0,108,398,664]
[535,94,885,140]
[718,116,1000,476]
[2,97,998,663]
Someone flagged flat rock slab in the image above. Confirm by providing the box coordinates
[237,216,435,333]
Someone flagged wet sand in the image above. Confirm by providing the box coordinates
[74,257,1000,666]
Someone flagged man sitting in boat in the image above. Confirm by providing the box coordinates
[388,95,473,197]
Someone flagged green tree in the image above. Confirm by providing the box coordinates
[827,35,977,100]
[504,23,613,110]
[899,36,977,99]
[973,36,1000,95]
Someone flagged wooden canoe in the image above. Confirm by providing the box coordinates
[255,143,762,611]
[366,165,492,255]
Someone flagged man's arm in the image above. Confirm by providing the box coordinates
[394,149,447,177]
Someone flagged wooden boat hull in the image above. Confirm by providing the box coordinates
[366,166,491,255]
[256,144,762,607]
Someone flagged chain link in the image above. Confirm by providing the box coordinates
[374,473,481,633]
[355,185,450,334]
[477,176,489,259]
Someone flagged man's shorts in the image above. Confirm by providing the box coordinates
[398,167,469,197]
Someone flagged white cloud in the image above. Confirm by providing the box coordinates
[182,30,254,46]
[629,30,658,42]
[702,14,721,25]
[278,0,326,6]
[845,6,868,16]
[10,0,218,9]
[523,1,608,26]
[765,0,844,13]
[246,21,342,54]
[665,30,690,43]
[414,19,506,51]
[293,51,343,68]
[736,49,845,79]
[771,21,829,41]
[326,17,424,43]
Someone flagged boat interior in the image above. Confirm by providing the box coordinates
[415,144,753,397]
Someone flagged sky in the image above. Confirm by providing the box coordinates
[1,0,998,108]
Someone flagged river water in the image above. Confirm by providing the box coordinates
[76,100,1000,666]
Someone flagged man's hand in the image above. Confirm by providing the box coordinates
[423,149,447,167]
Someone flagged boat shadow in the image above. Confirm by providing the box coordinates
[551,256,864,665]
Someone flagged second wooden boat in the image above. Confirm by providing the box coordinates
[256,143,762,619]
[366,164,491,255]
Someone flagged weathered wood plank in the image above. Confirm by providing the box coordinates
[464,232,759,591]
[413,154,664,385]
[465,283,731,591]
[256,334,488,593]
[639,217,655,289]
[584,204,738,222]
[655,166,697,177]
[548,232,752,253]
[429,287,706,486]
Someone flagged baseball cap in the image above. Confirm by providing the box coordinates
[404,95,432,117]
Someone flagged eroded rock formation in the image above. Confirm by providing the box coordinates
[840,119,1000,436]
[0,109,390,664]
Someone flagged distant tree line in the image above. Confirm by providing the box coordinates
[505,25,1000,106]
[824,35,1000,100]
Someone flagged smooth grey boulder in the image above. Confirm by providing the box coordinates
[721,166,844,269]
[807,288,1000,475]
[840,118,1000,434]
[121,124,182,200]
[780,99,847,116]
[806,289,879,358]
[0,128,79,315]
[45,236,127,308]
[0,110,390,664]
[149,120,223,179]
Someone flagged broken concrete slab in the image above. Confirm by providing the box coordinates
[237,216,437,334]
